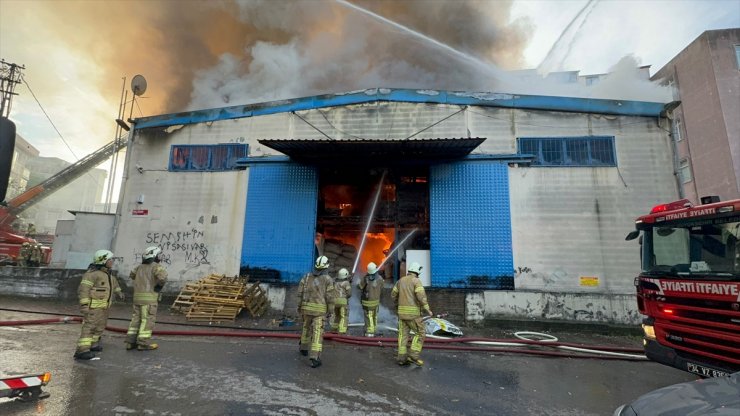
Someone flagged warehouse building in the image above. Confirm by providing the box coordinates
[112,88,677,324]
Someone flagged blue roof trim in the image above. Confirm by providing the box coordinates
[133,88,666,130]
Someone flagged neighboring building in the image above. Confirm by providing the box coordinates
[7,133,39,200]
[111,88,677,325]
[652,28,740,202]
[24,157,107,233]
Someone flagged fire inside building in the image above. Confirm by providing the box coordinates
[112,88,678,323]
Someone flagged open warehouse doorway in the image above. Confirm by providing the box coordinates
[316,165,430,282]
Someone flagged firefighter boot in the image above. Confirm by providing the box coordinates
[407,357,424,367]
[310,358,322,368]
[125,342,137,350]
[90,343,103,352]
[137,343,158,351]
[74,351,95,360]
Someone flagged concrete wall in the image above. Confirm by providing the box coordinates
[653,29,740,202]
[119,101,675,310]
[465,291,642,325]
[0,266,102,300]
[64,213,115,269]
[114,126,248,292]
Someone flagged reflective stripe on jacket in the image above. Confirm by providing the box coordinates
[298,271,335,316]
[130,262,168,305]
[334,280,351,305]
[359,273,383,309]
[78,266,120,309]
[391,274,430,320]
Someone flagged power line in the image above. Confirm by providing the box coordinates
[20,76,104,189]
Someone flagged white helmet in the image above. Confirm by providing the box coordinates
[367,262,378,274]
[93,249,114,265]
[315,255,330,270]
[143,246,162,260]
[337,268,350,280]
[408,262,422,275]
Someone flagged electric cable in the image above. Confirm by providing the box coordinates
[291,111,334,140]
[20,76,105,189]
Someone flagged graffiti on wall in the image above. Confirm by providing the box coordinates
[134,228,211,267]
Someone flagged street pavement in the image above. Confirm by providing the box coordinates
[0,296,696,415]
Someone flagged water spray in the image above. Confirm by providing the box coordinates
[335,0,506,80]
[352,170,386,274]
[378,228,417,269]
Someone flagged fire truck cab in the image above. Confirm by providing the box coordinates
[627,196,740,377]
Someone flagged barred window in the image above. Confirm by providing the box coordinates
[169,144,248,172]
[518,136,617,167]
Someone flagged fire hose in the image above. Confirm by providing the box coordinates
[0,312,647,361]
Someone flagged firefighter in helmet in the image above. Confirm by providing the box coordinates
[330,268,352,334]
[18,242,30,267]
[297,255,335,368]
[74,249,124,360]
[28,243,43,267]
[126,246,168,351]
[359,261,384,337]
[391,261,433,366]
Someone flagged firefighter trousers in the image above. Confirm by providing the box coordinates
[300,314,325,360]
[126,303,158,346]
[397,317,425,361]
[76,307,109,353]
[330,304,348,334]
[363,305,379,335]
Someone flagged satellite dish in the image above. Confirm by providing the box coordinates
[131,75,147,96]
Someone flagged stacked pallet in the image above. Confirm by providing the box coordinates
[171,274,249,322]
[323,239,357,275]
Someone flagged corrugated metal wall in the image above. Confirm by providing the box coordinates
[430,161,513,289]
[241,163,317,282]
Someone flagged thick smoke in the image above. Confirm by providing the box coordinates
[6,0,669,121]
[190,0,533,109]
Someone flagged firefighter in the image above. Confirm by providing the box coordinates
[358,261,384,337]
[391,262,433,367]
[297,255,335,368]
[25,223,36,237]
[74,249,124,360]
[28,243,42,267]
[330,268,352,334]
[126,246,168,351]
[18,242,30,266]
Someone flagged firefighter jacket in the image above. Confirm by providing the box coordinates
[78,265,122,309]
[391,273,431,320]
[298,270,335,316]
[29,246,42,263]
[129,262,168,305]
[359,273,384,308]
[334,279,352,306]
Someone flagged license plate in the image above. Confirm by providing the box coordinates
[686,362,729,378]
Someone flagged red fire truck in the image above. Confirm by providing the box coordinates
[627,196,740,377]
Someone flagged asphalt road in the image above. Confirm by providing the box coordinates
[0,302,696,416]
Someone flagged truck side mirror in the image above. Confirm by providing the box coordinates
[626,230,640,241]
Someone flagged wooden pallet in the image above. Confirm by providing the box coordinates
[243,282,269,317]
[171,274,251,322]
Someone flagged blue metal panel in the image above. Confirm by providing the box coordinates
[430,162,513,289]
[134,88,666,129]
[242,163,317,283]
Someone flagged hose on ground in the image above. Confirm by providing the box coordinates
[0,314,647,361]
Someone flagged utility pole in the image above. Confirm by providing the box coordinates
[0,59,25,118]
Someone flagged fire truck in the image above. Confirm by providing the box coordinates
[627,196,740,377]
[0,138,127,265]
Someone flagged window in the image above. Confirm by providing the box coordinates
[517,136,617,167]
[169,144,248,171]
[672,118,683,142]
[678,158,692,184]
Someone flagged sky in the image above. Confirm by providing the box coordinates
[0,0,738,201]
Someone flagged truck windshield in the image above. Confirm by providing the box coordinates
[642,220,739,279]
